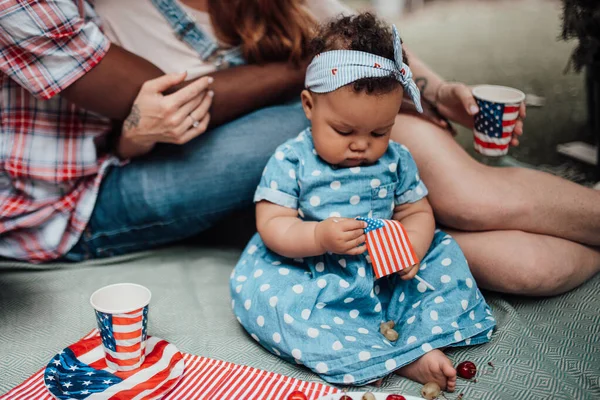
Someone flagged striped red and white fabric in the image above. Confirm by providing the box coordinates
[0,330,339,400]
[473,100,521,157]
[358,217,418,279]
[161,355,338,399]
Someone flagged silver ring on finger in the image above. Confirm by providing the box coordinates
[189,114,200,128]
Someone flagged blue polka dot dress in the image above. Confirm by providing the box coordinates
[230,128,496,385]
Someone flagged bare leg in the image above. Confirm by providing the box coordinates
[447,229,600,296]
[392,114,600,246]
[395,350,457,392]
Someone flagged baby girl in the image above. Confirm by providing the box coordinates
[230,13,495,391]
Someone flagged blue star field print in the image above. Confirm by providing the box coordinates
[44,348,123,399]
[474,99,504,138]
[356,217,384,233]
[95,311,116,351]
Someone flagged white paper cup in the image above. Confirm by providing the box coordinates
[90,283,151,371]
[472,85,525,157]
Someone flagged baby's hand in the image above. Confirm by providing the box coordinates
[397,263,420,280]
[315,218,367,255]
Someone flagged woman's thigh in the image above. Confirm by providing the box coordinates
[393,114,600,241]
[391,114,527,230]
[65,101,309,260]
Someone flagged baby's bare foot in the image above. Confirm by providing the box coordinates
[394,349,457,392]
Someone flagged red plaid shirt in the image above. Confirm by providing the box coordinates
[0,0,120,262]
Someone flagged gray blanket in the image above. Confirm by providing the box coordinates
[1,246,598,399]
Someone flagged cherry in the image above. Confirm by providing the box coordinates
[287,391,308,400]
[456,361,477,379]
[339,396,354,400]
[385,395,406,400]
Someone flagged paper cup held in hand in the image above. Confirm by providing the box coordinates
[90,283,151,371]
[472,85,525,157]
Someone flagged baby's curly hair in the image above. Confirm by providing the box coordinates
[309,12,407,94]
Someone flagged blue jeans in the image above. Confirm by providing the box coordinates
[64,102,309,261]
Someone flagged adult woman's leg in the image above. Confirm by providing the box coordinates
[448,229,600,296]
[392,114,600,246]
[391,113,600,294]
[64,101,309,260]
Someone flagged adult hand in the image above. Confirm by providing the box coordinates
[315,218,367,256]
[434,82,526,147]
[118,72,213,158]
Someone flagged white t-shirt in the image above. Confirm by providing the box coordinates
[97,0,353,79]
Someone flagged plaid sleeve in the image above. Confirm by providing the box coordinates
[0,0,110,100]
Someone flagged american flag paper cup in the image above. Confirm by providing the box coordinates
[472,85,525,157]
[90,283,151,372]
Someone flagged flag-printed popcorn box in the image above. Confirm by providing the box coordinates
[90,283,151,372]
[472,85,525,157]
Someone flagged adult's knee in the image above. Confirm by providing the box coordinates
[498,233,575,296]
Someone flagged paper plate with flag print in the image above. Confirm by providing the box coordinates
[318,393,425,400]
[43,335,184,399]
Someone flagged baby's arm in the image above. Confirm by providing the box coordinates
[390,144,436,280]
[257,201,367,259]
[393,198,435,259]
[392,198,435,280]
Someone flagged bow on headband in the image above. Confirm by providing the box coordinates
[305,25,422,113]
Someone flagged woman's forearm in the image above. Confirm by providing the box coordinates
[203,62,306,127]
[62,44,306,127]
[405,47,446,104]
[116,135,155,159]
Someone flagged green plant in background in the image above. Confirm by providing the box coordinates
[561,0,600,179]
[561,0,600,72]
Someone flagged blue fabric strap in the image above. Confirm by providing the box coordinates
[305,25,422,112]
[149,0,245,69]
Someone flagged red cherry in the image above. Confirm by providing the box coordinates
[339,396,354,400]
[456,361,477,379]
[287,391,308,400]
[386,395,407,400]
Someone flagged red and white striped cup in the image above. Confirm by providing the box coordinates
[472,85,525,157]
[90,283,151,371]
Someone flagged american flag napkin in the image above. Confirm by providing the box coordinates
[0,329,339,400]
[357,217,418,279]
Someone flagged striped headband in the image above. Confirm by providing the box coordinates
[305,25,422,113]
